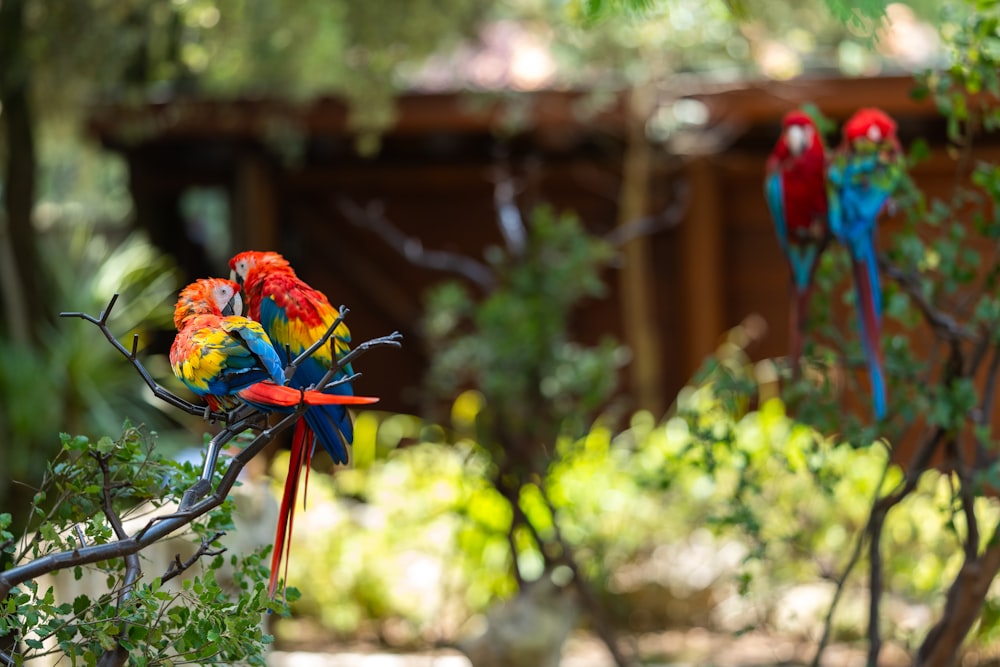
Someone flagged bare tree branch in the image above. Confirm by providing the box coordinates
[337,197,497,291]
[284,305,349,384]
[603,180,689,248]
[877,257,979,343]
[60,294,229,422]
[490,167,527,257]
[810,455,894,667]
[0,410,299,600]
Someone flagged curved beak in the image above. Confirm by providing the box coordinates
[230,269,244,287]
[222,292,243,317]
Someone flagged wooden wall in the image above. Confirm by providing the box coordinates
[89,76,996,425]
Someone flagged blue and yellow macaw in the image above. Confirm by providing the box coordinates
[827,107,904,420]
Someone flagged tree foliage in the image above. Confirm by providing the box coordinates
[0,425,282,666]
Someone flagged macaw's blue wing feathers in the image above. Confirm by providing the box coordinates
[258,280,355,451]
[221,317,286,386]
[765,171,790,257]
[787,245,823,293]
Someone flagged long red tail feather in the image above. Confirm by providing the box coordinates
[269,419,310,598]
[239,382,378,408]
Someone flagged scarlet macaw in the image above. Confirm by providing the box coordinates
[229,251,358,597]
[170,277,378,596]
[827,107,904,420]
[765,109,830,375]
[170,277,374,412]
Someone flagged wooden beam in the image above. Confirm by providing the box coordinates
[680,157,725,378]
[617,85,665,414]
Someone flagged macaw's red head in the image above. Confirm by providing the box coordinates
[843,107,898,148]
[173,278,242,330]
[779,110,821,157]
[229,251,293,288]
[767,110,824,173]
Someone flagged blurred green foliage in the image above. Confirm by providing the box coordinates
[424,206,626,466]
[279,383,987,646]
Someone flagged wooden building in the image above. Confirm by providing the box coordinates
[88,75,994,420]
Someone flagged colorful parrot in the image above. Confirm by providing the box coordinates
[765,109,830,376]
[170,277,378,596]
[229,251,358,597]
[170,277,373,412]
[827,107,904,420]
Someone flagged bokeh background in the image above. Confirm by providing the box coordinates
[2,0,998,664]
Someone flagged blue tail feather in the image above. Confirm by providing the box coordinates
[303,405,351,464]
[852,255,887,420]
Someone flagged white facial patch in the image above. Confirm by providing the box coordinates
[787,124,807,155]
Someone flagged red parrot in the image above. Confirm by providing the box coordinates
[765,109,830,375]
[170,277,378,596]
[229,251,359,597]
[827,108,903,420]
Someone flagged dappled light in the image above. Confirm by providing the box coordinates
[3,0,1000,666]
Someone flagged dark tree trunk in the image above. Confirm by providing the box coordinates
[0,0,44,344]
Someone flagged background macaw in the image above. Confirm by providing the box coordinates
[170,277,377,596]
[827,107,904,420]
[765,109,830,376]
[229,251,358,597]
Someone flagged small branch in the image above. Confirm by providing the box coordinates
[490,168,527,257]
[533,480,634,667]
[603,180,689,247]
[0,410,301,600]
[60,295,228,421]
[161,531,226,585]
[810,456,893,667]
[876,258,979,343]
[315,331,403,391]
[284,306,348,384]
[91,449,141,667]
[973,344,1000,469]
[917,521,1000,666]
[867,499,886,667]
[337,197,496,291]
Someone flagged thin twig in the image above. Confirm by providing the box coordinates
[315,332,403,391]
[284,306,348,384]
[533,480,634,667]
[876,257,979,342]
[0,410,300,600]
[60,295,228,422]
[161,531,226,585]
[490,168,527,257]
[603,180,690,247]
[810,454,893,667]
[973,344,1000,470]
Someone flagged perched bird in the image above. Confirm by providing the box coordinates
[765,109,831,376]
[170,277,378,596]
[229,251,358,597]
[827,107,904,420]
[229,251,356,459]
